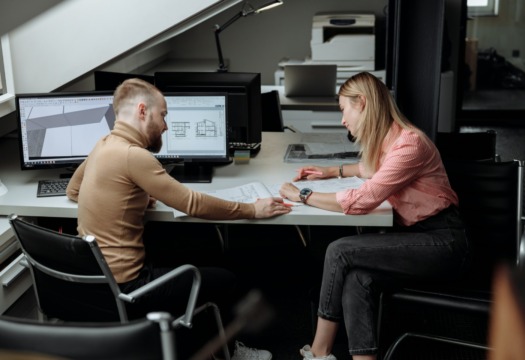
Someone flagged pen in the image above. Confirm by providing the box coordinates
[300,170,323,175]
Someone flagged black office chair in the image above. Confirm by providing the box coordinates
[8,214,231,359]
[377,159,525,360]
[261,90,294,132]
[435,130,498,162]
[0,311,175,360]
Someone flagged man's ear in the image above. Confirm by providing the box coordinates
[138,102,146,120]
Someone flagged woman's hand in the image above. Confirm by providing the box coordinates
[253,197,292,218]
[294,166,332,181]
[279,182,301,203]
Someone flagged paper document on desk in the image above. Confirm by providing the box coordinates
[265,176,364,197]
[172,182,276,218]
[172,177,365,218]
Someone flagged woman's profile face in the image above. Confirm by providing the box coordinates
[339,95,362,136]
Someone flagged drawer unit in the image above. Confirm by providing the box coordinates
[0,218,32,314]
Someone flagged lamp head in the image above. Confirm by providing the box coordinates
[254,0,283,13]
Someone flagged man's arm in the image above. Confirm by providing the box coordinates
[66,160,86,202]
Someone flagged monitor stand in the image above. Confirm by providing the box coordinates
[169,163,213,183]
[59,167,78,179]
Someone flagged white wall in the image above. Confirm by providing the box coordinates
[467,0,525,68]
[8,0,242,93]
[0,0,65,35]
[0,0,64,130]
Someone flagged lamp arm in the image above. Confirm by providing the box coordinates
[214,28,227,72]
[214,11,245,72]
[216,11,245,34]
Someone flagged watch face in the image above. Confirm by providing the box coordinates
[300,188,313,203]
[300,188,312,196]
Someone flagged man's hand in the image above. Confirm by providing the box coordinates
[147,196,158,208]
[253,197,292,218]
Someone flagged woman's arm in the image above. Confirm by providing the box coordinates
[294,163,361,181]
[279,182,342,212]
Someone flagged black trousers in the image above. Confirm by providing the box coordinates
[120,263,238,359]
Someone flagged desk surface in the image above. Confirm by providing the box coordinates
[0,132,392,227]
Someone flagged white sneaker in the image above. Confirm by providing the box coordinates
[231,341,272,360]
[300,345,337,360]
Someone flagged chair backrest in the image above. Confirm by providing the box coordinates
[0,312,174,360]
[261,90,285,132]
[436,130,497,161]
[443,159,524,288]
[8,214,127,322]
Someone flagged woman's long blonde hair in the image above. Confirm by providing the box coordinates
[338,72,413,173]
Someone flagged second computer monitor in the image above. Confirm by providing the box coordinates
[94,70,155,91]
[154,72,262,146]
[156,92,229,183]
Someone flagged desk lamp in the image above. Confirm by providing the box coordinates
[214,0,283,72]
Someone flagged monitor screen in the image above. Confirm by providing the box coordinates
[94,70,155,91]
[157,92,230,183]
[154,72,262,147]
[15,91,115,172]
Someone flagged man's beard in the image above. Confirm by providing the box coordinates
[149,135,163,153]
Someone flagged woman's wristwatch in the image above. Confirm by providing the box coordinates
[299,188,313,204]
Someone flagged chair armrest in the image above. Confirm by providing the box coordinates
[119,264,201,329]
[383,332,489,360]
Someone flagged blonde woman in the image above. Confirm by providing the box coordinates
[280,72,468,360]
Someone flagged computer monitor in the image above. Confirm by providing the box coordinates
[94,70,155,91]
[156,92,230,183]
[154,72,262,148]
[15,91,115,175]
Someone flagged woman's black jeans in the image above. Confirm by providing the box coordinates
[316,206,468,356]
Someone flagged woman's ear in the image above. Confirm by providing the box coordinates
[359,95,366,112]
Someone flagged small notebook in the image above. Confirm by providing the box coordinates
[284,64,337,97]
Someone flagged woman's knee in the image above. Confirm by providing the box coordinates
[325,236,359,264]
[325,237,348,258]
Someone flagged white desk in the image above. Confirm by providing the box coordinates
[0,132,392,227]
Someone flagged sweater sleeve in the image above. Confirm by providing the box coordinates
[336,131,431,214]
[127,147,256,220]
[66,159,86,202]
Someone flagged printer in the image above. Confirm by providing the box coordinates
[310,13,376,70]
